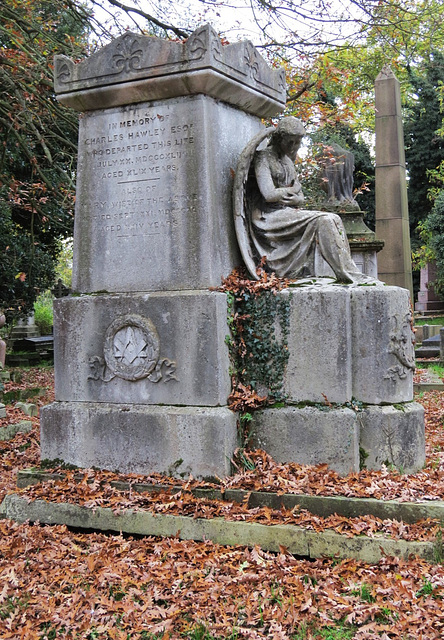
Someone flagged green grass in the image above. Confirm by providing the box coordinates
[33,290,53,335]
[415,317,444,326]
[422,363,444,377]
[292,622,358,639]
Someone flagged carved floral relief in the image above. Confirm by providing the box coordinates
[384,312,415,381]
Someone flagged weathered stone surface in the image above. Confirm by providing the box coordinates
[40,402,238,478]
[255,282,414,407]
[249,406,360,475]
[72,95,261,293]
[15,402,38,417]
[17,468,444,524]
[2,494,435,563]
[52,291,230,407]
[348,249,378,279]
[282,284,352,403]
[351,285,414,404]
[0,403,5,418]
[375,66,413,296]
[359,403,425,473]
[55,25,286,117]
[305,528,434,564]
[0,421,32,441]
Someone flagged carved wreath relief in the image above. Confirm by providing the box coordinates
[88,314,177,384]
[384,312,415,381]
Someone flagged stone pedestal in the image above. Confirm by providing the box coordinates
[248,281,425,474]
[10,314,39,341]
[40,26,286,478]
[340,210,384,279]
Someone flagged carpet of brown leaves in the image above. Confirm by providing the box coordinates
[1,367,444,638]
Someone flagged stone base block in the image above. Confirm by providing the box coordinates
[359,403,425,473]
[283,285,352,404]
[264,282,414,405]
[351,285,414,404]
[249,406,360,476]
[40,402,238,479]
[52,291,230,407]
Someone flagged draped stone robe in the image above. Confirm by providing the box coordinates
[250,146,363,282]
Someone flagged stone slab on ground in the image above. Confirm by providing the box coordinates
[15,402,38,417]
[415,347,440,358]
[16,468,444,524]
[40,403,238,478]
[1,387,46,405]
[414,382,444,392]
[0,494,436,564]
[0,421,32,441]
[414,367,444,392]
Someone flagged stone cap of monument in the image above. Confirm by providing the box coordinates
[375,65,402,117]
[376,64,396,81]
[54,25,286,117]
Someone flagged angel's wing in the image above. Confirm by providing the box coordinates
[232,127,275,280]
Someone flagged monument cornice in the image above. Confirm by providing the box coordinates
[54,25,286,117]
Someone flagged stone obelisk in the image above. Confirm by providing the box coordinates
[375,66,413,298]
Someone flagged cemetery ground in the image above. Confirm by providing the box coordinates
[1,369,444,638]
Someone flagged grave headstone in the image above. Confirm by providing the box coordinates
[0,314,5,370]
[40,26,286,478]
[415,262,444,313]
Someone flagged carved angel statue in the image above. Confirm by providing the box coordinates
[316,142,360,211]
[233,117,371,283]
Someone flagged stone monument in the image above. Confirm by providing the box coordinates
[233,117,424,475]
[317,142,359,211]
[415,262,444,313]
[40,26,286,478]
[41,27,424,479]
[315,142,384,278]
[375,66,413,298]
[234,117,370,283]
[0,313,6,369]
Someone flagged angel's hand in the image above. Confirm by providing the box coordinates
[281,192,305,206]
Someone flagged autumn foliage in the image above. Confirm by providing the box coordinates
[0,367,444,638]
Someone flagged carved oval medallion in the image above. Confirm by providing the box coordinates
[104,314,160,381]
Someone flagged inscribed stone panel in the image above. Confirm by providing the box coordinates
[72,95,261,292]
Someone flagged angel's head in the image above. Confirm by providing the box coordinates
[271,117,305,161]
